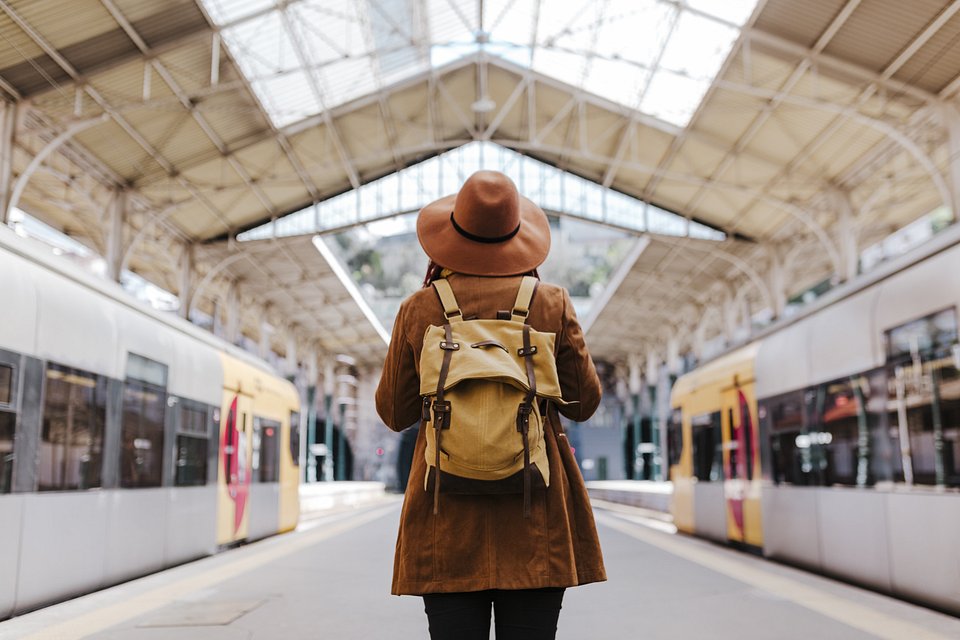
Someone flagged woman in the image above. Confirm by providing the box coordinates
[375,170,605,640]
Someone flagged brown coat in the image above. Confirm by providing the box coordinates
[375,273,606,595]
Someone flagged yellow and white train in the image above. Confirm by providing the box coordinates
[0,224,300,619]
[669,223,960,615]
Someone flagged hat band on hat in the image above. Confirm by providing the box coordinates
[450,211,521,244]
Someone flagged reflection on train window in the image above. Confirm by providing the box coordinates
[0,364,12,405]
[0,409,14,493]
[40,364,106,491]
[175,436,207,486]
[815,377,875,486]
[691,412,722,482]
[175,403,209,486]
[885,309,960,487]
[180,405,207,434]
[121,380,166,488]
[764,390,815,486]
[885,308,957,360]
[766,371,900,488]
[289,411,300,466]
[126,353,168,388]
[252,418,280,483]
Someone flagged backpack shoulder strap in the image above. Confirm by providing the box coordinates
[510,276,539,324]
[431,278,463,323]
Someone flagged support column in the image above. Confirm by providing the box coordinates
[666,332,682,380]
[284,331,298,377]
[692,310,708,363]
[323,359,336,482]
[737,289,753,338]
[225,281,240,345]
[178,242,194,319]
[211,298,222,337]
[337,395,347,481]
[765,245,788,320]
[258,316,273,361]
[721,286,738,345]
[646,349,662,482]
[0,101,16,224]
[627,353,642,481]
[305,348,319,483]
[941,103,960,223]
[665,335,681,479]
[831,188,859,283]
[105,189,127,282]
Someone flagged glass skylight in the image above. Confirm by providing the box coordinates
[238,141,724,241]
[200,0,759,128]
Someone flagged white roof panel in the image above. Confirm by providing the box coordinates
[200,0,760,129]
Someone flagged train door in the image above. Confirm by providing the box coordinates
[217,390,254,545]
[721,380,763,546]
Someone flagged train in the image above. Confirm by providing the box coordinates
[669,221,960,615]
[0,224,301,619]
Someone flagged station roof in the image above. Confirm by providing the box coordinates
[2,0,957,366]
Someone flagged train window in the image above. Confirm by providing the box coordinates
[884,308,957,361]
[764,390,820,486]
[252,418,280,483]
[0,410,13,493]
[289,411,301,466]
[888,358,960,488]
[126,353,168,387]
[666,409,682,469]
[180,405,207,435]
[0,364,12,405]
[120,379,166,488]
[885,310,960,487]
[39,364,106,491]
[175,403,209,487]
[175,436,207,486]
[811,373,895,487]
[691,412,722,482]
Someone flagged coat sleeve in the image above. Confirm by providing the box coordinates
[376,300,422,432]
[555,287,602,422]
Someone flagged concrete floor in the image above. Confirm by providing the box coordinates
[2,497,959,640]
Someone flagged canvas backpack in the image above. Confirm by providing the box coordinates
[419,276,568,517]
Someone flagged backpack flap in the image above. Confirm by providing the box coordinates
[419,319,564,401]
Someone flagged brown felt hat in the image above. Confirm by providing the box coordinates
[416,170,550,276]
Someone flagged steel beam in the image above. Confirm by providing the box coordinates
[323,358,336,482]
[0,101,16,223]
[764,244,788,319]
[279,6,361,188]
[178,242,194,318]
[627,353,643,480]
[105,188,128,282]
[225,280,241,345]
[830,188,859,283]
[940,103,960,223]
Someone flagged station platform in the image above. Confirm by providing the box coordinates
[1,499,958,640]
[585,480,673,513]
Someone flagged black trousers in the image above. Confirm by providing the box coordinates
[422,588,565,640]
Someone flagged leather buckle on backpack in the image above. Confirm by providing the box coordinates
[439,341,460,351]
[433,400,452,429]
[516,403,532,433]
[517,345,538,356]
[421,397,432,422]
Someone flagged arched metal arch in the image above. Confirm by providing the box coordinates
[5,114,109,220]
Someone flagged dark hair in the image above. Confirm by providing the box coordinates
[422,260,539,287]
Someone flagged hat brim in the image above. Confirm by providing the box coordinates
[416,194,551,277]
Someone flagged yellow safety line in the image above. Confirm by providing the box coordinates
[20,505,395,640]
[595,511,953,640]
